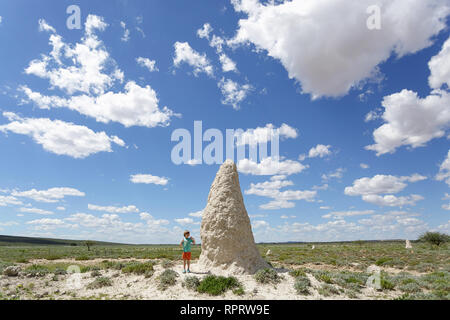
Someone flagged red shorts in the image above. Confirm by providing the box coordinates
[182,252,191,260]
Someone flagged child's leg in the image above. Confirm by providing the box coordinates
[187,259,190,271]
[183,259,186,270]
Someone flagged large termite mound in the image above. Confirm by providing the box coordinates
[197,160,269,274]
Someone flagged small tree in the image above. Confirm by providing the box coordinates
[418,232,449,247]
[84,240,95,251]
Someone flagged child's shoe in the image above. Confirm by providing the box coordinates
[187,269,191,273]
[183,270,186,274]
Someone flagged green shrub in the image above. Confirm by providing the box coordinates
[122,261,154,275]
[254,268,281,284]
[183,276,200,291]
[232,286,245,296]
[418,232,449,247]
[158,269,178,290]
[91,270,101,277]
[75,255,91,261]
[294,276,311,295]
[313,271,333,284]
[375,257,391,266]
[197,275,240,296]
[289,269,306,278]
[381,273,395,290]
[318,284,340,297]
[161,259,174,269]
[87,276,112,289]
[24,264,50,277]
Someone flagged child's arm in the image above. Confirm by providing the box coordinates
[180,239,183,247]
[191,237,196,245]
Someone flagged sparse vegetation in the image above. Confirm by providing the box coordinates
[182,276,200,291]
[197,275,241,296]
[87,277,112,289]
[121,261,154,276]
[254,268,282,284]
[157,269,178,290]
[294,276,311,295]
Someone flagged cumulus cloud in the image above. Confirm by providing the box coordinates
[0,195,23,207]
[130,174,169,185]
[229,0,449,98]
[436,150,450,186]
[136,57,158,72]
[88,204,139,214]
[21,16,175,129]
[428,36,450,89]
[173,41,213,76]
[188,210,203,218]
[174,217,195,225]
[218,78,252,109]
[245,175,316,209]
[345,174,426,207]
[120,21,130,42]
[235,123,298,146]
[0,112,125,158]
[322,210,375,219]
[237,157,307,176]
[308,144,331,158]
[19,207,54,215]
[11,187,85,203]
[366,89,450,155]
[360,163,370,169]
[321,168,345,181]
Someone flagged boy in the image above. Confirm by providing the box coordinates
[180,230,195,273]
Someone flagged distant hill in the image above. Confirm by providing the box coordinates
[0,235,124,246]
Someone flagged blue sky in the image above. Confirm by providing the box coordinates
[0,0,449,244]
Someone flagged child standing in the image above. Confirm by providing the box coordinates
[180,230,195,273]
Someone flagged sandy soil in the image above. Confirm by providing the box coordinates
[0,259,405,300]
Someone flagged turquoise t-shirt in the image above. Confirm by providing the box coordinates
[182,237,193,252]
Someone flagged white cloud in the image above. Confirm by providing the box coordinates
[237,157,307,176]
[28,16,122,96]
[12,187,85,203]
[366,89,450,155]
[345,174,426,207]
[173,41,213,77]
[362,194,424,207]
[197,23,213,40]
[436,150,450,186]
[188,210,203,218]
[308,144,331,158]
[218,78,252,109]
[26,218,70,231]
[21,16,175,129]
[88,204,139,214]
[323,210,375,219]
[120,21,130,42]
[22,82,175,128]
[428,36,450,90]
[252,220,269,229]
[130,174,169,185]
[56,206,65,211]
[136,57,158,72]
[229,0,449,98]
[321,168,345,181]
[19,207,54,215]
[245,175,316,209]
[0,112,125,158]
[0,195,23,207]
[360,163,369,169]
[174,217,195,225]
[345,174,426,196]
[219,53,237,73]
[235,123,298,146]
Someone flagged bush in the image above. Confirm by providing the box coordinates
[24,265,50,277]
[197,275,240,296]
[91,270,101,277]
[418,232,450,247]
[289,269,306,278]
[161,259,174,269]
[294,276,311,295]
[254,268,281,284]
[318,284,340,297]
[158,269,178,290]
[183,276,200,291]
[122,261,154,276]
[87,276,112,289]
